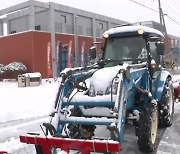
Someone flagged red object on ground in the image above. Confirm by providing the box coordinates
[20,135,121,154]
[176,85,180,93]
[174,85,180,100]
[0,152,8,154]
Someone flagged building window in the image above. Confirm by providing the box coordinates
[61,15,66,23]
[99,23,103,30]
[35,25,41,30]
[10,31,16,34]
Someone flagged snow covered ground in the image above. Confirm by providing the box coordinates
[0,78,60,153]
[0,76,180,154]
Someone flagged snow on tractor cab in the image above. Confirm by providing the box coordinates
[20,25,174,154]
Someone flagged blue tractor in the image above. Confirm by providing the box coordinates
[20,25,174,154]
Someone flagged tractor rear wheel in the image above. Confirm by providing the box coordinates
[137,103,159,152]
[159,80,174,127]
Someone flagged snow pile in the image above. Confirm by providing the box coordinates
[172,74,180,88]
[90,65,122,93]
[0,79,60,123]
[172,74,180,83]
[0,138,27,152]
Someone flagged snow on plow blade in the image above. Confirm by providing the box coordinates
[20,135,121,154]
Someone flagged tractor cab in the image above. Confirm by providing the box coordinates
[90,25,165,70]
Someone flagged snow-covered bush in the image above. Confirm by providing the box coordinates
[3,62,27,72]
[1,62,27,79]
[0,64,4,74]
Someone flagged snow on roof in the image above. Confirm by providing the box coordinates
[104,25,164,37]
[24,72,41,78]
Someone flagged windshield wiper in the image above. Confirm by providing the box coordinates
[97,58,147,67]
[97,59,124,66]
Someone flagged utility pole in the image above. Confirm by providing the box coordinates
[158,0,162,25]
[158,0,171,64]
[158,0,167,35]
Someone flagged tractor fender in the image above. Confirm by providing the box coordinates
[152,70,172,101]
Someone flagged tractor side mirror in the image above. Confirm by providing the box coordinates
[156,42,165,55]
[89,46,96,60]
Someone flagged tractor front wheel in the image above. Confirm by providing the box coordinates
[137,103,159,152]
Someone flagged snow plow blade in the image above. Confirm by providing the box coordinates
[20,135,121,154]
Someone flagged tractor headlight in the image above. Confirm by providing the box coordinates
[138,29,144,35]
[103,33,109,38]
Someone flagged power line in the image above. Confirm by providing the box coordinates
[166,16,180,26]
[129,0,180,27]
[164,0,180,12]
[129,0,158,13]
[162,3,180,19]
[160,1,180,26]
[171,0,180,6]
[169,0,180,8]
[162,1,180,18]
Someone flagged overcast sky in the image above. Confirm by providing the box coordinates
[0,0,180,37]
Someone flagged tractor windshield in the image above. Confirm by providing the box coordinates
[104,36,147,65]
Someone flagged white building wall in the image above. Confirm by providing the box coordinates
[9,16,28,33]
[54,11,73,34]
[0,1,127,36]
[0,21,3,35]
[35,11,49,31]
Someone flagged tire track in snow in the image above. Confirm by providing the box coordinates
[0,116,49,143]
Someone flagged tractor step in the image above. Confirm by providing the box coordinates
[20,135,121,154]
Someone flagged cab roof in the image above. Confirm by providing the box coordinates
[103,25,164,38]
